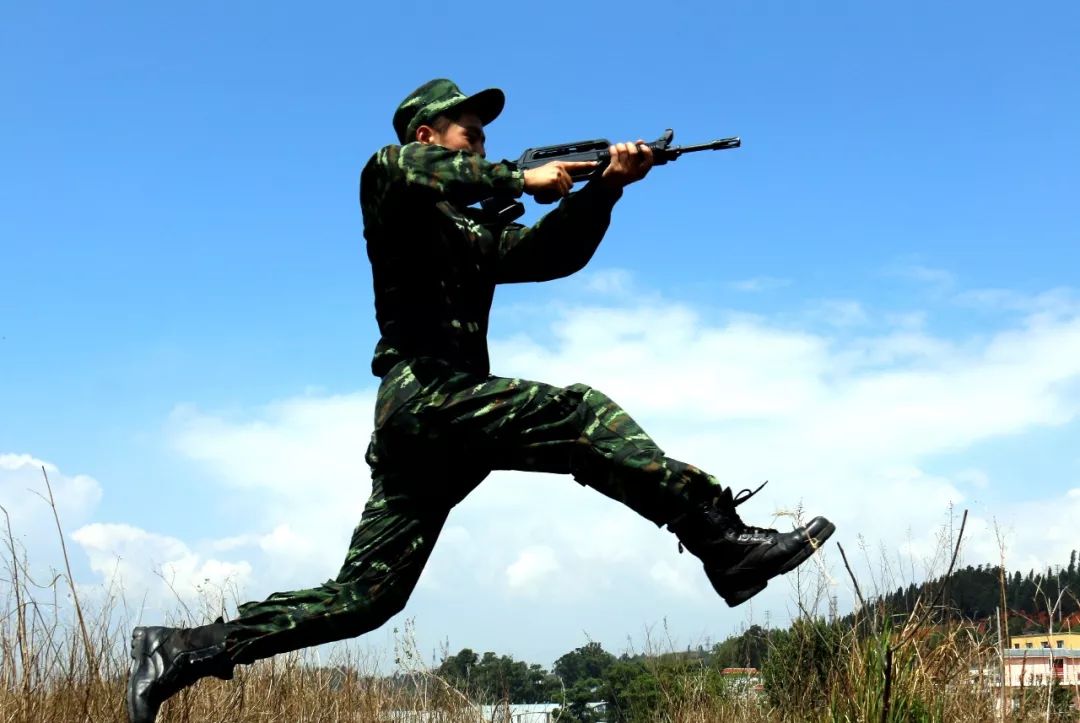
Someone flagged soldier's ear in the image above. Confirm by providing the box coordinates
[415,124,436,145]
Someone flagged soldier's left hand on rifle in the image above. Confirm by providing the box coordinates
[600,140,654,190]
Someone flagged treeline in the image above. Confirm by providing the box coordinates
[880,549,1080,633]
[427,550,1080,720]
[434,640,757,722]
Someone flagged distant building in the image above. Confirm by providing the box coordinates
[720,667,763,695]
[1009,632,1080,651]
[478,703,564,722]
[1003,634,1080,687]
[390,703,576,723]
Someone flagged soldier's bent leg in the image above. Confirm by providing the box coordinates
[221,474,450,664]
[403,369,727,525]
[400,367,833,607]
[540,384,727,523]
[508,382,834,606]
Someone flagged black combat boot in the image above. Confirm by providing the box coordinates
[667,483,835,607]
[127,619,235,723]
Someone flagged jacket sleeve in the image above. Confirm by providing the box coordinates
[494,179,624,284]
[374,143,525,207]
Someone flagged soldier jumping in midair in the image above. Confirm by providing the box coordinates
[127,79,835,723]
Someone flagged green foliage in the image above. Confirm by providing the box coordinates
[599,653,736,723]
[435,647,560,704]
[432,549,1080,720]
[549,642,616,721]
[553,642,617,688]
[711,624,770,669]
[761,617,847,711]
[602,658,658,722]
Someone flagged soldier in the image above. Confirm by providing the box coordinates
[127,79,834,723]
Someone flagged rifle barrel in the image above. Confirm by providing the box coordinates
[671,136,741,156]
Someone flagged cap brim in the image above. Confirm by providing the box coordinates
[454,87,504,126]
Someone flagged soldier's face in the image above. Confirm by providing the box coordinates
[426,113,486,157]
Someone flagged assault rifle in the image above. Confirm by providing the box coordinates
[481,129,740,222]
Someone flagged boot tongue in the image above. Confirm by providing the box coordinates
[715,486,735,510]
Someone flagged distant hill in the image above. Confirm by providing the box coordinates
[878,549,1080,635]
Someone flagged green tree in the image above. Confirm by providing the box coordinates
[436,648,559,704]
[554,642,616,688]
[437,647,479,689]
[551,643,617,721]
[601,658,656,722]
[711,624,770,669]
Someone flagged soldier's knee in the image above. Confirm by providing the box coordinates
[565,383,615,413]
[368,587,410,624]
[326,587,409,640]
[565,382,593,397]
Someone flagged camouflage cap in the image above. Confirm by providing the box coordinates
[393,79,505,144]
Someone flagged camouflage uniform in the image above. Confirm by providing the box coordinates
[220,80,729,664]
[127,81,833,723]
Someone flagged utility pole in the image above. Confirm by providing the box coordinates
[996,605,1006,721]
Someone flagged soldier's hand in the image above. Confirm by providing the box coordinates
[523,161,596,199]
[601,140,654,189]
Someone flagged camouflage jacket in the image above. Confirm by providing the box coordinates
[360,142,623,378]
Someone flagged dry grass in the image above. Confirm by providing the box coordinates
[3,474,1078,722]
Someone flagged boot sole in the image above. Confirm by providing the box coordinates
[717,518,836,607]
[128,627,154,723]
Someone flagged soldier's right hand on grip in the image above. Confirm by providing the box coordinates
[523,160,597,203]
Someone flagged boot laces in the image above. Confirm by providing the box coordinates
[676,481,775,553]
[732,480,768,508]
[726,481,778,536]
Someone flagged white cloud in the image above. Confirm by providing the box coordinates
[649,559,705,601]
[955,469,990,490]
[147,281,1080,628]
[727,276,791,293]
[582,268,637,296]
[12,275,1080,661]
[990,489,1080,576]
[165,391,376,584]
[806,299,869,327]
[168,392,373,500]
[481,286,1080,596]
[506,545,561,595]
[491,305,830,423]
[0,453,102,531]
[888,263,956,289]
[955,287,1079,316]
[72,522,253,618]
[0,454,102,578]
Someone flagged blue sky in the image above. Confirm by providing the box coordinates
[3,2,1080,666]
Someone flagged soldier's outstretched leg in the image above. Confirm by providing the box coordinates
[127,461,478,723]
[541,383,835,606]
[378,359,834,608]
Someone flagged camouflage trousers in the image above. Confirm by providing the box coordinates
[224,357,726,664]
